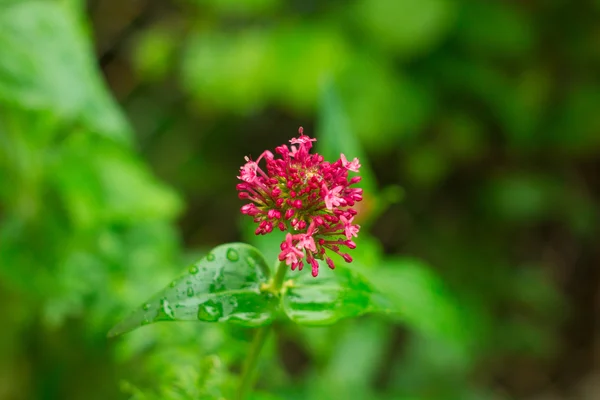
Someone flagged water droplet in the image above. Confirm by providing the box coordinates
[226,248,239,262]
[141,319,151,326]
[189,265,199,274]
[210,268,226,292]
[246,256,257,268]
[142,303,151,311]
[206,252,215,261]
[154,298,176,321]
[197,299,223,322]
[227,296,238,308]
[187,287,194,297]
[169,280,177,288]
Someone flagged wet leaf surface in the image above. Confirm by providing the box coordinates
[282,264,395,326]
[109,243,277,337]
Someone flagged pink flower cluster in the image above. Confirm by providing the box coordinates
[237,127,363,277]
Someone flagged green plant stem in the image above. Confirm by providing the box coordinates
[235,325,270,400]
[236,260,287,400]
[271,258,289,290]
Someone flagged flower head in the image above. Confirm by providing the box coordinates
[237,127,363,277]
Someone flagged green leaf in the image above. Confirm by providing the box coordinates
[0,1,131,142]
[282,264,394,326]
[317,80,405,226]
[93,147,183,223]
[181,30,271,112]
[50,139,182,228]
[310,318,390,399]
[108,243,278,337]
[133,28,177,82]
[455,0,534,58]
[355,0,456,58]
[317,79,377,194]
[192,0,282,16]
[368,257,482,370]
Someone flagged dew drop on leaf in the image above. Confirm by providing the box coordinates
[210,268,226,292]
[187,287,194,297]
[206,252,215,261]
[142,303,151,311]
[189,265,199,274]
[197,299,222,322]
[141,319,150,326]
[169,280,177,288]
[226,248,239,262]
[154,298,176,321]
[246,256,256,268]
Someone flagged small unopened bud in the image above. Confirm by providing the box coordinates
[264,222,273,233]
[268,209,281,219]
[326,257,335,269]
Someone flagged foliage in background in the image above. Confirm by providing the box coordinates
[0,1,183,398]
[1,0,599,399]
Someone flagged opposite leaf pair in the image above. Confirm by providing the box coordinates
[108,243,393,337]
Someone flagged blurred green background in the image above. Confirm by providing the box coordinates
[1,0,600,399]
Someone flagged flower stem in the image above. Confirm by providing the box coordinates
[271,259,289,291]
[236,325,270,400]
[236,260,287,400]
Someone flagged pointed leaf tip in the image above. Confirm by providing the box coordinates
[108,243,277,337]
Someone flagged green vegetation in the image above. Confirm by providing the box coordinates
[1,0,599,399]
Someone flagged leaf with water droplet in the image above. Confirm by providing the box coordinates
[282,263,395,326]
[226,248,239,261]
[154,298,176,321]
[108,243,276,337]
[246,255,257,268]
